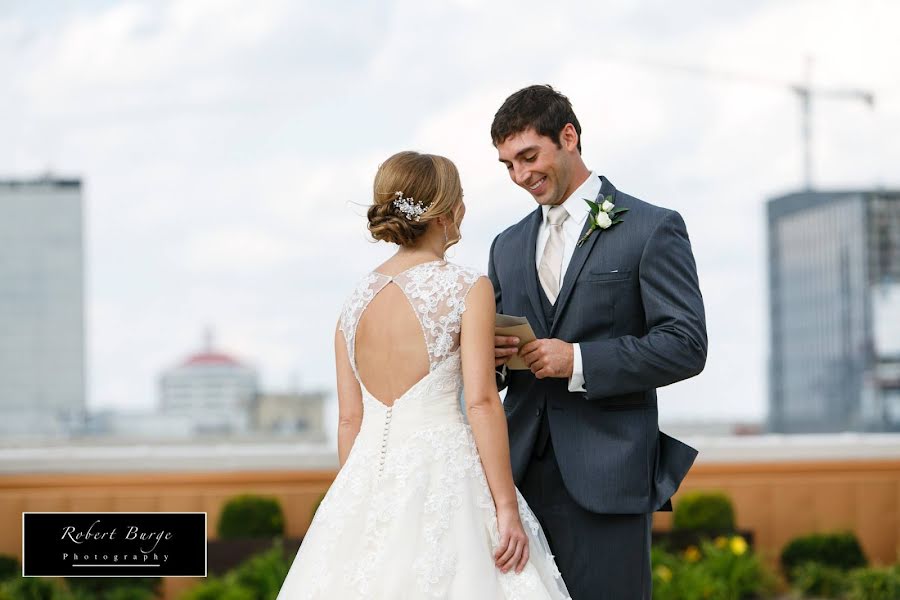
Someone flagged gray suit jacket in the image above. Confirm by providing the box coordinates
[489,176,706,514]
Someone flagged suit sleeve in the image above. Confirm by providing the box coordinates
[487,234,509,392]
[580,210,707,400]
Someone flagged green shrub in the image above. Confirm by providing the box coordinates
[65,576,160,599]
[791,560,849,598]
[0,576,69,600]
[230,542,291,598]
[845,565,900,600]
[104,586,157,600]
[653,560,726,600]
[217,495,285,539]
[177,576,255,600]
[178,540,291,600]
[673,491,736,532]
[698,538,775,598]
[0,555,19,583]
[780,531,867,580]
[651,538,776,600]
[650,544,681,586]
[653,544,729,600]
[65,588,95,600]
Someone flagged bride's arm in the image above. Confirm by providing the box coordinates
[335,323,363,467]
[460,277,529,574]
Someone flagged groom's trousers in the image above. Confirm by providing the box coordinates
[519,428,653,600]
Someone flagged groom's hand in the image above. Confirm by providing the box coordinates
[520,339,574,379]
[494,335,519,367]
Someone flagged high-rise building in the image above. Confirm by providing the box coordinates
[0,177,86,437]
[767,189,900,433]
[159,331,258,435]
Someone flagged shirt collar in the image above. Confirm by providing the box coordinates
[541,171,601,225]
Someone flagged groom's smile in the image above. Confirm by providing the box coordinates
[528,176,547,193]
[496,127,579,207]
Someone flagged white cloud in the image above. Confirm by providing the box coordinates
[3,0,899,432]
[180,227,307,271]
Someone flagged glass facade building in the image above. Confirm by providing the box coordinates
[0,178,86,437]
[768,190,900,432]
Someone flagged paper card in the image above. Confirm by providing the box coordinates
[494,313,538,370]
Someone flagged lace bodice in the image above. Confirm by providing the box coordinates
[338,260,482,382]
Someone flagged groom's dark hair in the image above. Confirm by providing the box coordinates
[491,85,582,154]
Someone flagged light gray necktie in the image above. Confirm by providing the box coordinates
[538,205,569,304]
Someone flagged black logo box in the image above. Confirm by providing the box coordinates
[23,512,207,577]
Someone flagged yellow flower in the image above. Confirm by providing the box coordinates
[654,565,673,583]
[714,536,728,549]
[683,545,702,562]
[730,535,748,556]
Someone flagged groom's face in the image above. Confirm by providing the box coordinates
[496,127,573,207]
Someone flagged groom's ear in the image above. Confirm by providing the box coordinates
[559,123,580,153]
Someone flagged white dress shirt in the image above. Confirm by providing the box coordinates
[535,171,601,393]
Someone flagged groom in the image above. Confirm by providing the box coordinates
[488,85,707,599]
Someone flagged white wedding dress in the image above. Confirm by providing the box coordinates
[276,260,570,599]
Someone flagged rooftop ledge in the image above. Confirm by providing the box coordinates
[0,434,898,475]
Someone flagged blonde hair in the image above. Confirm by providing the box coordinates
[367,151,463,246]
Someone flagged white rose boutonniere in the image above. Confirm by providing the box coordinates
[577,194,628,247]
[594,210,613,229]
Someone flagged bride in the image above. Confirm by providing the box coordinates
[276,151,571,599]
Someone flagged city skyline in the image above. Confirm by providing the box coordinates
[2,1,900,429]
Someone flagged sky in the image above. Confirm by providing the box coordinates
[2,0,899,430]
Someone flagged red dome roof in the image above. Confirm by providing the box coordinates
[181,352,243,367]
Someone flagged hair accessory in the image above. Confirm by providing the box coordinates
[392,191,428,221]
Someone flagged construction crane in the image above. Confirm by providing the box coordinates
[792,57,875,190]
[610,54,876,190]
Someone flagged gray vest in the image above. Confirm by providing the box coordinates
[534,273,556,457]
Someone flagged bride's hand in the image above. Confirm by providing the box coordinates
[493,504,529,574]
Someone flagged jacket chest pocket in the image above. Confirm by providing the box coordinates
[583,268,632,283]
[575,269,634,332]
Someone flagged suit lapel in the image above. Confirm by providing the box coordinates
[522,206,549,338]
[550,176,618,337]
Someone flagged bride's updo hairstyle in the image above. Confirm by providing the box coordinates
[368,151,462,246]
